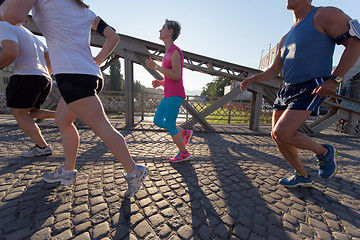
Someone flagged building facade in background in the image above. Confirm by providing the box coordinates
[258,44,279,71]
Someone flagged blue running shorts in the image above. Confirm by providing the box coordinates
[273,77,326,115]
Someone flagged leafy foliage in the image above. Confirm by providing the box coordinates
[109,59,144,92]
[109,59,123,91]
[200,77,232,97]
[134,80,144,93]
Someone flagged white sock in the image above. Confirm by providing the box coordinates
[63,169,76,174]
[126,168,136,177]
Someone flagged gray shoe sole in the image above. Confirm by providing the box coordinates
[21,152,52,158]
[42,177,75,186]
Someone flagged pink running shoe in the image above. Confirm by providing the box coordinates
[170,151,191,163]
[182,129,193,147]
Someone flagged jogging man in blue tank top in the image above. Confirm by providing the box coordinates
[240,0,360,187]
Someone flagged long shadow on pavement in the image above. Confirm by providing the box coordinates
[2,127,358,239]
[225,134,360,199]
[171,161,230,239]
[288,187,360,230]
[204,132,293,239]
[0,126,59,146]
[0,177,62,240]
[112,199,131,240]
[204,132,360,238]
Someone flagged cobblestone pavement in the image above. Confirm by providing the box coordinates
[0,123,359,239]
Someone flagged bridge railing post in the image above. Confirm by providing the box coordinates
[141,92,144,121]
[124,58,134,127]
[249,91,262,132]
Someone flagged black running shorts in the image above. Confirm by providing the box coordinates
[6,74,52,109]
[55,74,104,104]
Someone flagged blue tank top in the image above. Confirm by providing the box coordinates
[281,7,335,85]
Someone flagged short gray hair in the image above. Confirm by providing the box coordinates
[165,19,181,41]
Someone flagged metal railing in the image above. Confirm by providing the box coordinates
[98,91,272,124]
[0,88,273,124]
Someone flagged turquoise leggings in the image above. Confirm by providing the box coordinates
[153,96,184,136]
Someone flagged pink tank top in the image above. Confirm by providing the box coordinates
[162,44,186,98]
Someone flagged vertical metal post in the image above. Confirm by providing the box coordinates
[185,96,189,121]
[249,91,262,131]
[141,92,144,121]
[228,103,232,124]
[124,58,134,127]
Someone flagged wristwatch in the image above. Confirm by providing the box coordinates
[329,75,344,83]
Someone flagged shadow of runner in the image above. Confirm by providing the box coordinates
[225,134,360,203]
[0,127,60,175]
[206,133,360,238]
[112,199,131,240]
[0,126,59,150]
[288,183,360,230]
[171,161,230,239]
[203,132,293,239]
[0,156,50,176]
[0,179,62,240]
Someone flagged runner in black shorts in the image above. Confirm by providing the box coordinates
[6,75,51,109]
[55,74,103,104]
[4,0,149,198]
[0,3,55,157]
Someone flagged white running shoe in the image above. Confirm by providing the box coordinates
[21,145,52,158]
[124,164,149,198]
[42,166,77,185]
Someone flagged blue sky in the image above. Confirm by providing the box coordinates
[87,0,360,92]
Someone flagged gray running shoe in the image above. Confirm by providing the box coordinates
[124,164,149,198]
[21,145,52,157]
[42,166,77,185]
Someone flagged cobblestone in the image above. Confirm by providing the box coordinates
[0,119,359,239]
[92,221,110,239]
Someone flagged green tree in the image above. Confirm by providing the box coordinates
[109,59,123,91]
[200,77,231,97]
[134,80,144,93]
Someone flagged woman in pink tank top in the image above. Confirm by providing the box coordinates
[146,20,193,163]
